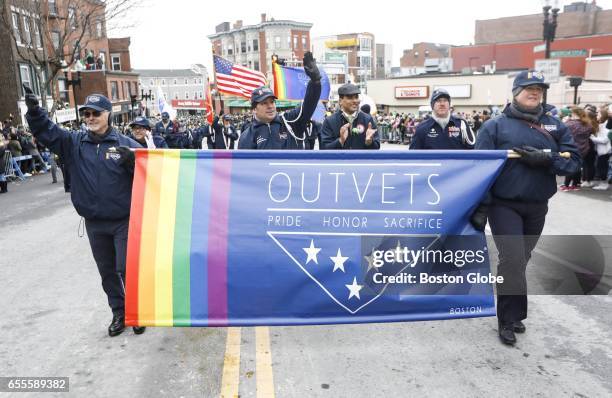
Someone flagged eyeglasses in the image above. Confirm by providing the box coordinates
[81,110,102,118]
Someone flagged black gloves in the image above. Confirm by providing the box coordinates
[513,146,553,168]
[303,51,321,83]
[116,146,135,173]
[23,84,39,113]
[470,204,488,232]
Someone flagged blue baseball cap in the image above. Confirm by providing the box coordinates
[80,94,112,113]
[430,88,451,107]
[161,111,170,118]
[129,116,151,129]
[513,70,549,92]
[251,86,277,106]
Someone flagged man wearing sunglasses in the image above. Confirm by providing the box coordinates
[24,86,145,337]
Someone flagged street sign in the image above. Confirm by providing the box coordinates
[534,59,561,83]
[533,44,546,53]
[551,49,587,58]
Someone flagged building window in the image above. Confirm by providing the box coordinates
[185,92,189,99]
[302,36,307,49]
[199,91,203,99]
[173,79,177,85]
[58,78,69,103]
[150,79,154,86]
[293,36,298,49]
[48,0,57,14]
[12,12,22,44]
[111,54,121,71]
[161,79,166,85]
[253,39,258,51]
[359,37,371,51]
[111,81,119,100]
[254,61,259,71]
[50,31,60,49]
[174,92,179,100]
[19,64,34,95]
[227,45,233,55]
[274,36,281,50]
[68,7,77,29]
[241,41,246,53]
[22,16,32,45]
[34,22,42,48]
[287,36,291,49]
[96,20,103,38]
[184,78,188,85]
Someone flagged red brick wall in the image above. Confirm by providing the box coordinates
[452,34,612,77]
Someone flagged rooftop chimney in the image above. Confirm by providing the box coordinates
[233,20,243,29]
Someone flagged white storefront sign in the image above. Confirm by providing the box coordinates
[432,84,472,99]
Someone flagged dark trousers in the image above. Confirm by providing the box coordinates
[582,150,596,181]
[488,199,548,325]
[85,218,130,316]
[563,170,581,187]
[595,153,610,181]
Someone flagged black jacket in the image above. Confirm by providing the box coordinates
[321,110,380,149]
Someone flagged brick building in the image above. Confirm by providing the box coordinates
[474,2,612,44]
[208,14,312,78]
[0,0,139,126]
[400,43,451,67]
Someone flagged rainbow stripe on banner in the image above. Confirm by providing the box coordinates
[126,150,232,326]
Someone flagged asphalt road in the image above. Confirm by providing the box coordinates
[1,152,611,397]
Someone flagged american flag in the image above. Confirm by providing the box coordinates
[214,55,267,98]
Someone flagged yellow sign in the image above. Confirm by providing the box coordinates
[325,38,359,49]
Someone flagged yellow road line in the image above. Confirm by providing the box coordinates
[220,327,241,398]
[256,326,275,398]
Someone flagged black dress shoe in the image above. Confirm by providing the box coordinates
[499,323,517,345]
[132,326,146,335]
[513,321,526,334]
[108,315,125,337]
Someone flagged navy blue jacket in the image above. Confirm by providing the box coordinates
[238,80,321,149]
[321,110,380,149]
[204,117,238,149]
[410,116,475,150]
[476,105,580,202]
[153,120,174,136]
[26,108,141,220]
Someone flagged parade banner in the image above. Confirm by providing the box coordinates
[125,150,507,327]
[272,62,331,101]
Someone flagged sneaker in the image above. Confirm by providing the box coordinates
[559,185,570,191]
[569,185,581,191]
[593,183,609,191]
[582,181,594,188]
[23,173,32,178]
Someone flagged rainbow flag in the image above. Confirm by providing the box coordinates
[125,149,509,327]
[272,61,330,101]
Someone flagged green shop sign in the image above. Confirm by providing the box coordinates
[551,49,587,58]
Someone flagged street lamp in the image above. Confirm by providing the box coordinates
[542,0,560,103]
[62,63,82,125]
[141,89,154,117]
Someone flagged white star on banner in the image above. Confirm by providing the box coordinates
[303,239,321,265]
[330,248,349,273]
[364,247,379,272]
[346,277,363,300]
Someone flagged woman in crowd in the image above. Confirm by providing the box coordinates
[560,107,594,191]
[589,106,611,190]
[581,105,600,187]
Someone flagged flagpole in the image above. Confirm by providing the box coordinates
[211,49,224,114]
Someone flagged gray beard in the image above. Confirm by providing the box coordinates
[433,114,451,129]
